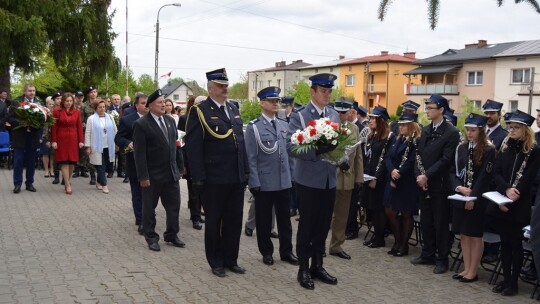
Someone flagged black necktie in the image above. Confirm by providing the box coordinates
[271,120,276,130]
[320,111,324,118]
[220,105,225,113]
[158,117,168,142]
[486,129,491,136]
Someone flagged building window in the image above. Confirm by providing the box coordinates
[348,66,352,72]
[467,71,483,85]
[511,68,531,84]
[471,100,481,108]
[346,75,355,86]
[268,80,271,86]
[252,81,256,90]
[173,94,179,101]
[509,100,518,112]
[258,81,263,89]
[277,79,281,88]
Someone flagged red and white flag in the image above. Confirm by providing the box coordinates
[159,71,172,79]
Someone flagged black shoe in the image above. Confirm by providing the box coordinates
[433,264,448,274]
[72,171,80,178]
[137,224,143,235]
[459,275,478,283]
[107,172,113,178]
[244,227,253,237]
[270,231,279,238]
[290,209,297,217]
[263,255,274,265]
[61,179,65,186]
[297,269,314,290]
[520,266,538,281]
[52,177,60,184]
[227,265,245,274]
[148,242,160,251]
[13,185,21,194]
[362,238,373,246]
[394,247,409,257]
[81,171,89,178]
[481,254,498,264]
[345,233,358,240]
[492,281,507,293]
[330,251,351,260]
[280,253,299,266]
[123,177,129,183]
[211,267,226,278]
[89,178,96,185]
[310,267,338,285]
[192,219,203,230]
[452,273,464,280]
[410,256,436,265]
[387,248,398,255]
[165,237,186,248]
[367,241,385,248]
[501,286,518,296]
[117,173,125,178]
[199,218,205,223]
[25,184,37,192]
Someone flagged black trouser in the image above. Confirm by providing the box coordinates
[202,183,244,269]
[141,180,180,244]
[496,218,524,288]
[295,183,335,261]
[419,193,451,264]
[186,178,202,221]
[254,189,293,258]
[345,184,362,235]
[129,177,142,224]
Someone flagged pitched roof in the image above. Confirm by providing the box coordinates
[414,41,522,65]
[494,39,540,57]
[160,82,192,97]
[404,64,462,75]
[249,60,311,73]
[339,54,416,65]
[298,57,353,70]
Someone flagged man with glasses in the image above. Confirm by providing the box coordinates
[483,99,508,150]
[287,73,340,289]
[185,68,249,278]
[411,94,460,274]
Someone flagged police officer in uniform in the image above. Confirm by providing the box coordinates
[185,68,249,278]
[245,86,298,267]
[287,73,340,289]
[483,99,508,150]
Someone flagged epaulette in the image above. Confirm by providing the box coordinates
[293,106,304,113]
[249,118,260,125]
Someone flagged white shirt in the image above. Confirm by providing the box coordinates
[261,113,276,124]
[310,101,325,117]
[211,98,229,119]
[486,123,501,136]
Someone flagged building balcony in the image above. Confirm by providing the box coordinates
[368,84,387,93]
[407,84,458,95]
[519,82,540,95]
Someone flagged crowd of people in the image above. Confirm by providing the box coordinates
[1,70,539,297]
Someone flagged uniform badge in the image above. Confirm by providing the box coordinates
[210,116,219,119]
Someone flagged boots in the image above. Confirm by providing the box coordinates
[72,166,80,178]
[89,171,96,185]
[297,258,314,290]
[52,171,60,184]
[309,253,337,285]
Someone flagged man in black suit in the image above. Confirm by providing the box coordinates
[0,90,9,131]
[482,99,508,150]
[6,84,43,193]
[185,68,249,278]
[411,94,460,274]
[133,89,184,252]
[115,94,148,235]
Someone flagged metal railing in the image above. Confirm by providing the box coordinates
[408,84,458,94]
[520,82,540,94]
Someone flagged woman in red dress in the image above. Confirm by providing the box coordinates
[51,93,84,194]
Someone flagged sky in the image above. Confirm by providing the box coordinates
[109,0,540,88]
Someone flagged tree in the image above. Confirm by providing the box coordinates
[0,0,117,92]
[286,81,350,105]
[229,82,248,101]
[378,0,540,29]
[239,100,261,122]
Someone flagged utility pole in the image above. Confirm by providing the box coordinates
[528,67,535,115]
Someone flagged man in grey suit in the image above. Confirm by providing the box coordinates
[245,86,298,267]
[133,89,185,252]
[287,73,340,290]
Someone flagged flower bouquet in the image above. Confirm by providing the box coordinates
[14,102,54,130]
[291,118,356,164]
[109,109,120,126]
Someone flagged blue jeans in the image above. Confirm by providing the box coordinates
[95,148,110,186]
[13,136,36,186]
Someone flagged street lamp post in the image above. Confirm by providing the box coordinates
[154,3,181,89]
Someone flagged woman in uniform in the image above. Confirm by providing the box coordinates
[488,111,540,296]
[384,113,421,257]
[363,105,394,248]
[450,113,495,282]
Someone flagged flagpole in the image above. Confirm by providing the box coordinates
[125,0,129,97]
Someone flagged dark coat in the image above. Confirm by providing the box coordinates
[6,98,42,149]
[488,125,508,151]
[184,98,248,184]
[486,139,540,225]
[51,108,83,162]
[363,132,395,210]
[133,113,181,184]
[416,120,460,195]
[115,112,141,179]
[384,136,418,211]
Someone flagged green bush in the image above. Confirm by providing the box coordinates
[240,100,261,123]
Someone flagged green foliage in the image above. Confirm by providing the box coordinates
[14,105,55,129]
[229,81,248,100]
[239,100,261,122]
[456,97,485,132]
[286,81,352,105]
[0,0,117,90]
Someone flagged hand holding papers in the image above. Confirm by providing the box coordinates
[363,174,376,182]
[448,194,477,202]
[482,191,513,205]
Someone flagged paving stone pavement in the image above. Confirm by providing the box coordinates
[0,168,537,303]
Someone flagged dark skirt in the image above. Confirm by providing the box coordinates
[39,143,51,156]
[383,176,419,212]
[451,199,486,237]
[362,181,385,211]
